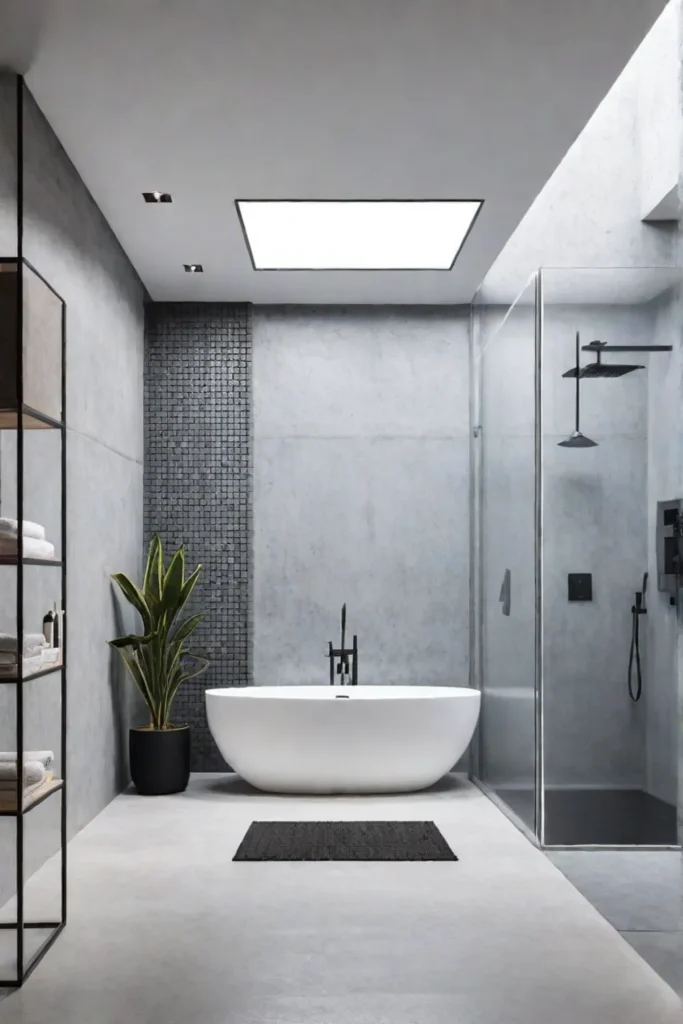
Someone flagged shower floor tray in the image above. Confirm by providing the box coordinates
[497,787,677,847]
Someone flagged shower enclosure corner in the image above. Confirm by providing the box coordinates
[470,266,681,849]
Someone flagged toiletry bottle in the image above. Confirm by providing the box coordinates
[43,608,55,647]
[52,602,59,650]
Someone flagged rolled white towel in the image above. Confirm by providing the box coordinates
[0,537,55,560]
[0,633,48,654]
[0,761,46,786]
[0,750,53,769]
[0,518,46,541]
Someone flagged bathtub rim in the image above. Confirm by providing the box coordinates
[205,685,480,701]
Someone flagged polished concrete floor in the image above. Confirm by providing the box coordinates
[548,850,682,997]
[0,774,681,1023]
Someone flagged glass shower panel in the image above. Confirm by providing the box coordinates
[540,267,680,846]
[475,276,538,833]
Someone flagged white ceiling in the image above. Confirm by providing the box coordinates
[0,0,668,304]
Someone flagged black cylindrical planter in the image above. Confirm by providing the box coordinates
[129,726,190,795]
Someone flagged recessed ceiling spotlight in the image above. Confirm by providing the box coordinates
[142,191,172,203]
[183,264,204,273]
[235,199,483,270]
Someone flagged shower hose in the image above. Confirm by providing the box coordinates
[628,573,647,702]
[627,601,642,702]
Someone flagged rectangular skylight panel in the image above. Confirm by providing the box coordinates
[237,200,482,270]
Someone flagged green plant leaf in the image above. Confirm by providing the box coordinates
[163,656,210,725]
[108,631,156,649]
[170,612,204,645]
[142,535,161,602]
[175,565,202,618]
[165,545,185,586]
[159,547,186,624]
[113,647,155,723]
[142,534,165,607]
[154,535,164,596]
[111,573,152,632]
[178,654,211,681]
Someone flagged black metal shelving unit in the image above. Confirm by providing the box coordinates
[0,253,67,988]
[0,81,67,988]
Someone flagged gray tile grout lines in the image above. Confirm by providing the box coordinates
[144,303,253,770]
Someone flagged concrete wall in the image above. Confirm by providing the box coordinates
[0,76,145,914]
[253,306,470,691]
[637,2,680,219]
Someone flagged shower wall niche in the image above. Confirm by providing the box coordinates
[471,267,681,847]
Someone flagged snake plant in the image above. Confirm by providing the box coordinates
[109,535,209,730]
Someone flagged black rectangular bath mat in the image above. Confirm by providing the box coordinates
[233,820,458,862]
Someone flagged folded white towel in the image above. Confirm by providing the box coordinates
[41,648,60,665]
[0,750,53,769]
[22,655,46,677]
[0,633,48,654]
[0,518,46,541]
[0,645,46,662]
[0,761,46,786]
[0,654,48,677]
[0,537,55,560]
[0,774,51,798]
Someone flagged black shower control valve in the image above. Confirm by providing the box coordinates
[568,573,592,602]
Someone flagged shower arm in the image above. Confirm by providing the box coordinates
[582,341,672,353]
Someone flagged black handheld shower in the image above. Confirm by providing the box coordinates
[628,572,648,702]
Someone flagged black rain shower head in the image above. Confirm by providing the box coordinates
[563,339,671,378]
[563,362,644,379]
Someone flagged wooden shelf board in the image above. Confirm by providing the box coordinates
[0,660,63,685]
[0,776,63,816]
[0,555,62,567]
[0,407,63,431]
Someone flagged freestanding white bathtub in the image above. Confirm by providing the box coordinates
[205,686,481,795]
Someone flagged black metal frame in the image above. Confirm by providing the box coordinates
[235,198,484,272]
[0,76,67,989]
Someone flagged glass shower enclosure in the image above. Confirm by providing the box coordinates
[471,267,681,848]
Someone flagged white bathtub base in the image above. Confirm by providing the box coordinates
[205,685,481,796]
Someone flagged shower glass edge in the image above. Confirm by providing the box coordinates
[469,272,542,844]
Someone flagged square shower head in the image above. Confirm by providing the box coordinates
[563,363,644,379]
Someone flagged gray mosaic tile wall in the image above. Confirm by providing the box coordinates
[145,303,252,770]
